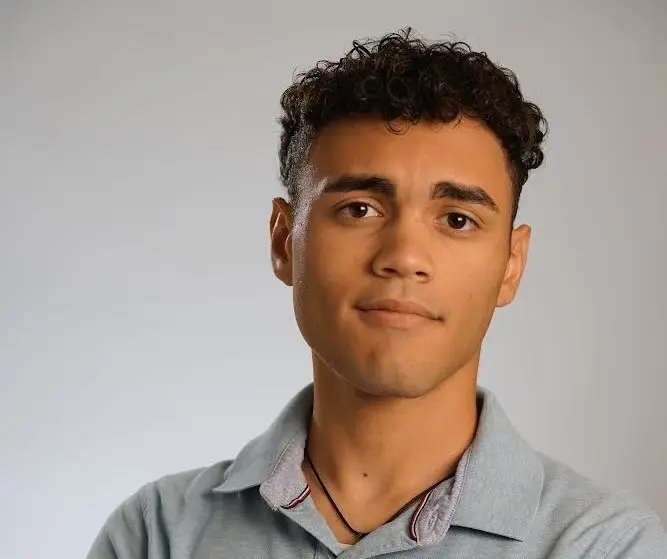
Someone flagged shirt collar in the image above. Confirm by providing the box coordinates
[212,383,544,541]
[211,384,312,494]
[450,388,544,540]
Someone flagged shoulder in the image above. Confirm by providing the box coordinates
[134,459,234,519]
[537,452,656,520]
[86,461,234,559]
[534,453,666,557]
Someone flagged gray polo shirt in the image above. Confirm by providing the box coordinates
[86,384,667,558]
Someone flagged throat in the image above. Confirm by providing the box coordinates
[303,445,455,543]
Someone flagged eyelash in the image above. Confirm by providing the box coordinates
[337,201,382,220]
[442,213,479,232]
[336,201,479,232]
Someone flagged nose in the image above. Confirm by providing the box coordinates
[370,216,434,282]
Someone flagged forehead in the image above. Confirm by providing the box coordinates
[307,116,513,210]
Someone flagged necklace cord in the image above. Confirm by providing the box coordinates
[304,441,452,539]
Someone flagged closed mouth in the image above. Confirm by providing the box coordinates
[355,299,440,321]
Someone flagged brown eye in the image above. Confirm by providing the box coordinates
[443,213,476,231]
[340,202,380,219]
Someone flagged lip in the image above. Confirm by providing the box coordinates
[355,298,441,326]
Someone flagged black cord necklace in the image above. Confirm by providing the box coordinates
[304,443,453,540]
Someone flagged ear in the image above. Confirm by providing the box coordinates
[270,197,294,286]
[496,224,531,308]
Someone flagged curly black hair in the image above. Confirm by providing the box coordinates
[278,28,547,222]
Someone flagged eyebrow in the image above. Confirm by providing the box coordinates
[321,174,500,213]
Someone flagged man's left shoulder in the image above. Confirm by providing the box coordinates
[534,452,666,557]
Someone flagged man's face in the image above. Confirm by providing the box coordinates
[271,116,530,398]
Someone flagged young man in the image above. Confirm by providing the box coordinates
[87,29,666,558]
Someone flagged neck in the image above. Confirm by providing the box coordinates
[306,358,479,507]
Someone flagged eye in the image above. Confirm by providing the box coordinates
[338,202,381,220]
[441,212,478,232]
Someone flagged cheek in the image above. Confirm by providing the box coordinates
[304,222,366,283]
[291,228,360,350]
[293,226,353,313]
[446,253,507,318]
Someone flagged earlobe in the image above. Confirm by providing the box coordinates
[270,198,294,286]
[496,225,531,308]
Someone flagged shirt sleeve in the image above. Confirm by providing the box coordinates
[85,490,148,559]
[602,515,667,558]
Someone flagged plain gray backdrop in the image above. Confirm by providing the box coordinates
[1,1,666,558]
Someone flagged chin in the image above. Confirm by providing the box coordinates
[345,366,447,400]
